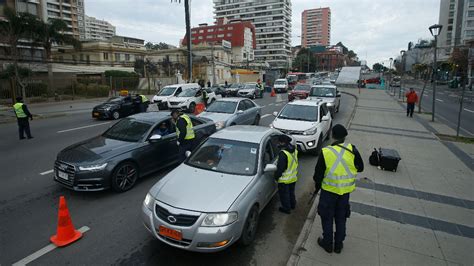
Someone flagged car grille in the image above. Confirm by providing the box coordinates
[155,204,200,227]
[54,160,75,186]
[279,129,304,135]
[157,234,192,247]
[169,102,180,106]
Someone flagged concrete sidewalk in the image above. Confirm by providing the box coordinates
[288,88,474,266]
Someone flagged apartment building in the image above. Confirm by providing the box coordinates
[84,15,116,41]
[301,7,331,47]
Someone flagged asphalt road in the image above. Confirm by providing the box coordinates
[0,92,355,266]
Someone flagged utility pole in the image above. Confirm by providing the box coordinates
[211,42,217,85]
[456,79,466,137]
[307,50,310,72]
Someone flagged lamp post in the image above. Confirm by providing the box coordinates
[399,50,406,99]
[389,57,393,91]
[429,24,443,122]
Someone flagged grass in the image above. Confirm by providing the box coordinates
[436,134,474,144]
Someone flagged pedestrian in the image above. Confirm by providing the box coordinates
[274,135,298,214]
[201,87,209,107]
[256,79,264,98]
[313,124,364,254]
[405,88,418,118]
[171,109,195,162]
[207,81,211,88]
[13,96,34,140]
[225,80,228,88]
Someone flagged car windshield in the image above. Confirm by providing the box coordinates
[275,80,286,85]
[206,101,237,114]
[229,83,241,89]
[244,84,256,89]
[294,84,311,91]
[187,138,259,176]
[177,88,197,97]
[102,118,152,142]
[278,104,318,122]
[106,97,123,103]
[158,87,176,96]
[310,87,336,97]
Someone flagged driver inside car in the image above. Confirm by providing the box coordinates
[155,122,170,137]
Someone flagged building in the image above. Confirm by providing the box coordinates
[84,16,116,41]
[438,0,465,60]
[182,18,256,65]
[214,0,292,70]
[77,0,85,40]
[301,7,331,47]
[0,0,43,17]
[40,0,83,39]
[462,0,474,43]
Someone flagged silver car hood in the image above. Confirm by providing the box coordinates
[307,96,335,104]
[150,164,253,212]
[197,112,233,122]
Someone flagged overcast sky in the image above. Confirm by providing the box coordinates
[85,0,440,67]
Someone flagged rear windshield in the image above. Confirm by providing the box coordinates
[294,84,311,91]
[310,87,336,97]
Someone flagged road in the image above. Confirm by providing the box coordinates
[0,92,355,265]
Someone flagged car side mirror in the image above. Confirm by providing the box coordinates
[322,116,329,121]
[237,110,244,114]
[273,111,278,117]
[264,164,277,173]
[185,151,192,158]
[336,93,341,98]
[149,134,162,142]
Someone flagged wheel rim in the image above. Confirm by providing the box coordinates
[115,164,137,190]
[245,210,258,239]
[113,112,119,119]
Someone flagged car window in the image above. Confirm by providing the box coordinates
[177,88,197,97]
[319,106,324,121]
[321,104,329,115]
[191,117,203,126]
[150,119,176,138]
[237,101,246,111]
[243,100,255,109]
[103,118,152,142]
[263,141,275,167]
[175,87,182,95]
[206,88,213,93]
[206,101,237,114]
[310,87,336,97]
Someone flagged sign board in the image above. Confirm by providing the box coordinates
[222,40,232,50]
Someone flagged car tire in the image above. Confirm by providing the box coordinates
[188,102,196,113]
[311,136,323,156]
[112,111,120,120]
[253,114,260,125]
[240,205,259,246]
[111,161,139,192]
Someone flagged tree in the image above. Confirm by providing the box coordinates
[292,48,317,72]
[145,42,170,50]
[372,63,388,72]
[449,47,469,79]
[335,42,348,54]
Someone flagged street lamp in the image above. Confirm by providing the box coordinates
[389,58,393,91]
[399,50,406,99]
[429,24,443,122]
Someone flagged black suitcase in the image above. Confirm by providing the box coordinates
[378,148,401,172]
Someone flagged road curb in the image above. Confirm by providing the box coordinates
[287,89,359,266]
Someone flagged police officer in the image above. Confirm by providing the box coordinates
[13,96,34,140]
[274,135,298,214]
[171,109,195,162]
[313,124,364,254]
[135,94,149,113]
[201,87,209,107]
[256,79,264,98]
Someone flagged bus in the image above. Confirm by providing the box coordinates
[286,72,307,88]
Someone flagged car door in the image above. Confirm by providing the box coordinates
[319,104,331,136]
[258,135,279,206]
[243,100,257,124]
[190,117,210,145]
[234,100,248,125]
[121,97,134,116]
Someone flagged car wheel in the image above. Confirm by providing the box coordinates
[112,111,120,120]
[240,205,259,246]
[253,114,260,125]
[188,102,196,113]
[311,136,323,156]
[111,162,138,192]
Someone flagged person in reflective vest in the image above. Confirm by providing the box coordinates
[313,124,364,254]
[274,135,298,214]
[171,109,195,162]
[135,94,149,113]
[256,79,264,98]
[13,96,34,140]
[201,88,209,107]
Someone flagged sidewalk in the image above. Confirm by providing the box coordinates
[288,88,474,266]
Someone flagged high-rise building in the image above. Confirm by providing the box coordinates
[214,0,292,69]
[301,7,331,47]
[438,0,464,50]
[40,0,82,39]
[77,0,85,40]
[462,0,474,43]
[84,16,116,41]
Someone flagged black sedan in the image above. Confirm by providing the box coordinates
[210,85,227,97]
[92,96,147,120]
[54,112,216,192]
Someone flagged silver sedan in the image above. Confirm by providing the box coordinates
[197,98,261,130]
[142,126,287,252]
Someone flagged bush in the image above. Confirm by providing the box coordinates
[74,83,110,97]
[104,70,139,78]
[26,83,48,97]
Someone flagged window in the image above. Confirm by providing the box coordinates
[80,54,84,61]
[228,26,233,30]
[470,0,474,7]
[227,33,232,37]
[125,54,130,61]
[199,29,204,33]
[115,53,121,62]
[217,34,224,38]
[243,100,255,109]
[469,10,474,17]
[103,52,109,60]
[198,36,203,40]
[467,20,474,27]
[208,28,214,32]
[237,101,246,111]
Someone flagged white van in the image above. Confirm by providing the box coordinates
[152,84,198,110]
[273,79,289,93]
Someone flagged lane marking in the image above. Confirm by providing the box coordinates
[13,226,90,266]
[268,103,275,106]
[57,122,111,133]
[261,114,273,118]
[464,108,474,113]
[436,99,444,102]
[40,169,53,176]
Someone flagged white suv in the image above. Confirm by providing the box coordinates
[270,100,332,155]
[167,86,217,113]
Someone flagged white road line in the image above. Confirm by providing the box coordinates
[57,122,111,133]
[436,99,444,102]
[268,103,275,106]
[261,114,273,118]
[12,226,90,266]
[39,169,53,176]
[464,108,474,113]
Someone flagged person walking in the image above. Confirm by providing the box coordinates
[405,88,418,118]
[13,97,34,140]
[274,135,298,214]
[313,124,364,254]
[201,87,209,107]
[256,79,264,98]
[171,109,195,162]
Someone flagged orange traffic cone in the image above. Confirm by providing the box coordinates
[194,103,205,115]
[50,196,83,247]
[270,88,276,97]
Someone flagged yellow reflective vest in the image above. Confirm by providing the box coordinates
[13,103,27,118]
[278,149,298,184]
[322,143,358,195]
[176,114,195,140]
[139,95,149,103]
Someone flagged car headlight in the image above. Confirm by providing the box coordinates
[78,163,107,172]
[215,121,225,130]
[269,123,274,128]
[143,193,154,210]
[327,102,335,106]
[201,212,238,227]
[303,128,317,135]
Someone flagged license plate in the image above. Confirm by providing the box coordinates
[57,170,68,180]
[93,112,99,117]
[159,225,182,241]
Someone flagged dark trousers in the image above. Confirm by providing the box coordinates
[178,139,194,163]
[318,189,350,245]
[278,182,296,211]
[407,103,415,117]
[17,118,32,139]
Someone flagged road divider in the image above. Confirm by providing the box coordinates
[57,121,111,133]
[39,169,53,176]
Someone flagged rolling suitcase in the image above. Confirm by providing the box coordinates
[378,148,401,172]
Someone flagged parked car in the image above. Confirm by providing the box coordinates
[288,84,312,102]
[270,100,332,155]
[54,112,216,192]
[273,79,289,93]
[198,98,261,130]
[167,86,217,113]
[92,96,145,120]
[225,83,243,97]
[238,83,261,99]
[152,84,190,110]
[142,126,287,252]
[307,85,341,115]
[391,76,401,87]
[210,85,227,97]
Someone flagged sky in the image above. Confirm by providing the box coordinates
[85,0,440,67]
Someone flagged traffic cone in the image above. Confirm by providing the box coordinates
[50,196,83,247]
[270,88,276,97]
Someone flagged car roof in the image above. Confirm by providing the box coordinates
[211,126,276,144]
[275,79,287,81]
[164,83,199,88]
[312,85,337,89]
[288,99,323,107]
[128,111,171,123]
[216,97,243,102]
[245,82,257,85]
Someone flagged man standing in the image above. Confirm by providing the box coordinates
[256,79,264,98]
[405,88,418,118]
[171,109,195,162]
[13,97,34,140]
[313,124,364,254]
[274,135,298,214]
[201,88,209,107]
[135,94,149,113]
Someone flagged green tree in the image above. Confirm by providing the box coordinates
[293,48,317,72]
[372,63,388,72]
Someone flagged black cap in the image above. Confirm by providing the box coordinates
[278,135,292,144]
[332,124,348,140]
[16,96,23,102]
[170,109,180,116]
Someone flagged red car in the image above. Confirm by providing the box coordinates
[288,84,312,101]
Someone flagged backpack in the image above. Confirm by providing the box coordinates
[369,148,380,166]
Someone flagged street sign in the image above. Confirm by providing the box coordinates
[222,40,232,49]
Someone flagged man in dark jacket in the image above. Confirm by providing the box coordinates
[274,135,298,214]
[171,109,195,162]
[13,97,34,140]
[313,124,364,254]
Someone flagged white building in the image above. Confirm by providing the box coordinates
[84,16,116,41]
[462,0,474,43]
[214,0,292,70]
